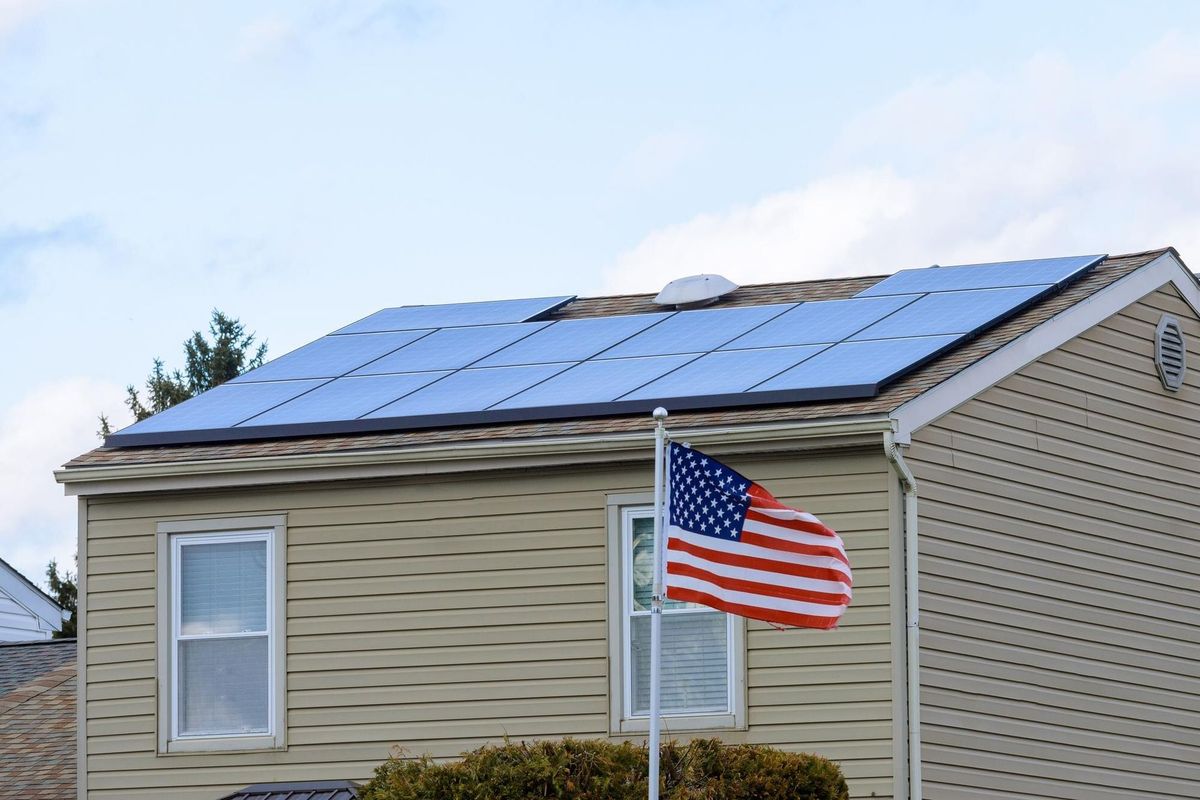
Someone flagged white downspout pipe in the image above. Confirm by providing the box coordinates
[884,430,922,800]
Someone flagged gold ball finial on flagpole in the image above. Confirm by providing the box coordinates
[652,407,668,420]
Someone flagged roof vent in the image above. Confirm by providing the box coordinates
[1155,314,1187,392]
[654,274,739,309]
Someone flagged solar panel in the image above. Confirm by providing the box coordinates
[621,345,827,401]
[119,380,327,432]
[848,285,1046,340]
[229,331,433,383]
[720,295,919,350]
[105,253,1105,447]
[599,304,795,359]
[334,295,574,334]
[241,373,450,425]
[475,312,672,368]
[349,323,550,375]
[754,335,962,393]
[494,354,698,409]
[856,255,1103,297]
[366,364,571,417]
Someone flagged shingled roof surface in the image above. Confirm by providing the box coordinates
[0,640,76,800]
[65,249,1167,468]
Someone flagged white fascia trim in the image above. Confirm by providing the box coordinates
[892,252,1198,443]
[56,415,893,496]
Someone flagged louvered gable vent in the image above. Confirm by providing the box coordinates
[1155,314,1187,391]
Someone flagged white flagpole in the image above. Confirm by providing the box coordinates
[648,407,668,800]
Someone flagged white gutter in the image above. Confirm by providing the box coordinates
[56,416,893,496]
[884,430,921,800]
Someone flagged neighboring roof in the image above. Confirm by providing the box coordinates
[217,781,359,800]
[64,248,1170,469]
[0,560,64,639]
[0,640,76,800]
[0,641,75,697]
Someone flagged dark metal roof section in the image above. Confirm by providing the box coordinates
[218,781,359,800]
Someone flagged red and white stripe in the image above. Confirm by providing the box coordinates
[665,484,852,630]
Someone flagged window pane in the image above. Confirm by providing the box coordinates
[630,515,696,612]
[181,539,267,635]
[630,611,728,716]
[178,636,269,736]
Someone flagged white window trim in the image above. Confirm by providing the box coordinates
[606,492,746,735]
[156,515,286,754]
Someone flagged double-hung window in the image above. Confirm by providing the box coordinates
[608,497,745,733]
[157,516,286,753]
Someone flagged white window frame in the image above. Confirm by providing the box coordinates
[607,493,746,735]
[156,515,286,754]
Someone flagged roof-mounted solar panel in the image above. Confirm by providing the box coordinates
[350,323,550,374]
[120,380,327,433]
[334,295,575,334]
[856,254,1104,297]
[720,295,918,350]
[241,373,450,426]
[848,285,1047,340]
[104,253,1107,447]
[229,330,432,383]
[475,312,672,367]
[598,303,794,359]
[366,363,571,417]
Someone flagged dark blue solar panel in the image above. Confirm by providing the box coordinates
[494,354,697,408]
[720,296,919,350]
[116,380,327,433]
[349,323,549,375]
[754,335,962,393]
[848,285,1046,341]
[474,312,673,367]
[856,255,1103,297]
[229,331,432,383]
[240,373,450,425]
[334,296,574,334]
[598,304,794,359]
[621,345,827,400]
[367,363,570,417]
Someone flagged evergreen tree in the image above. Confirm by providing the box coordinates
[46,559,77,639]
[99,310,268,436]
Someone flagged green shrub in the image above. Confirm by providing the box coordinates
[359,737,848,800]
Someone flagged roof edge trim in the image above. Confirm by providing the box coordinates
[56,415,893,496]
[892,250,1195,443]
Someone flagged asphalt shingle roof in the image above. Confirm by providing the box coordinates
[64,249,1169,469]
[0,640,76,800]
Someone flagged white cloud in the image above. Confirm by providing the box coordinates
[0,378,128,587]
[0,0,49,41]
[602,34,1200,293]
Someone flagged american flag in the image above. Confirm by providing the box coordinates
[664,442,852,630]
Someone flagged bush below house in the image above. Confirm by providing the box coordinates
[359,737,849,800]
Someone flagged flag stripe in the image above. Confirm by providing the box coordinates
[665,573,845,618]
[667,533,851,585]
[738,528,852,571]
[665,545,853,598]
[667,560,851,606]
[665,586,843,631]
[744,507,837,538]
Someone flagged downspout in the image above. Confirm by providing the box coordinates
[884,431,922,800]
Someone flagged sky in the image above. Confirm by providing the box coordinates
[3,0,1200,588]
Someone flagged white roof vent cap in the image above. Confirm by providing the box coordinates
[654,274,739,309]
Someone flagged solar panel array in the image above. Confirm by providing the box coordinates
[107,254,1105,446]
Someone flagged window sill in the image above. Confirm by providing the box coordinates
[161,734,283,755]
[613,713,739,735]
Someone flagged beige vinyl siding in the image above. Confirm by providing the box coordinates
[82,450,895,799]
[906,284,1200,799]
